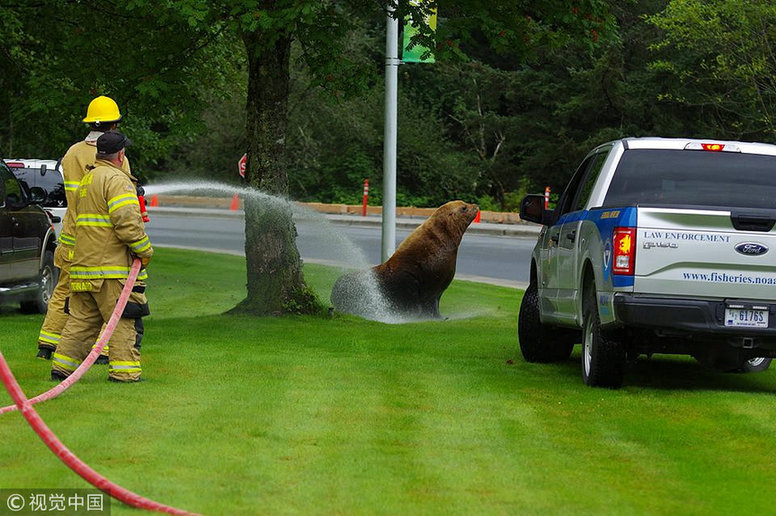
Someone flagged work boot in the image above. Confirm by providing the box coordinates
[37,348,53,360]
[95,355,109,365]
[51,370,68,382]
[108,376,144,383]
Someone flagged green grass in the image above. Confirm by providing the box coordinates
[2,247,776,515]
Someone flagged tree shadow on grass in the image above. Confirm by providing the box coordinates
[549,349,776,394]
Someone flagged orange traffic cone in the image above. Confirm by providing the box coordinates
[230,194,240,211]
[474,209,481,224]
[150,195,159,207]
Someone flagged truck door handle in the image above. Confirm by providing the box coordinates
[566,230,576,242]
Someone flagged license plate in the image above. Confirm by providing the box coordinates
[725,308,769,328]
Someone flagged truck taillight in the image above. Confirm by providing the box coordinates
[613,227,635,275]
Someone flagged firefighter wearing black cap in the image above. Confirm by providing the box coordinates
[52,131,152,383]
[37,96,148,362]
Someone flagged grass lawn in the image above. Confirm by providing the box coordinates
[2,247,776,515]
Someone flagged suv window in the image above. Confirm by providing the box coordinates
[35,169,66,207]
[603,149,776,209]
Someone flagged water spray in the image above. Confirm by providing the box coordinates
[146,180,375,271]
[145,180,425,324]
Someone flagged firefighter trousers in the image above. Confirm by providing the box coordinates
[37,245,71,352]
[39,246,146,357]
[52,279,141,382]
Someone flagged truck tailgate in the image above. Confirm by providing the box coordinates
[635,207,776,299]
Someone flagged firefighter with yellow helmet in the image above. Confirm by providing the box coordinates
[37,96,148,363]
[52,130,152,383]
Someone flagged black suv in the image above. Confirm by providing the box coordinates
[0,159,58,313]
[6,159,66,236]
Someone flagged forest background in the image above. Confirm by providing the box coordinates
[1,0,775,212]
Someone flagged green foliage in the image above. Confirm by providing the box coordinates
[0,1,236,172]
[648,0,776,141]
[280,285,327,316]
[164,89,247,183]
[13,0,759,213]
[476,194,500,212]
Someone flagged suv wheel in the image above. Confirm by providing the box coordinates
[21,250,56,314]
[582,287,625,388]
[740,357,772,373]
[518,282,575,363]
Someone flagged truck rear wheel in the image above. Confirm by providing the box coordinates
[741,357,772,373]
[693,350,772,373]
[582,287,625,388]
[21,250,56,314]
[518,282,575,363]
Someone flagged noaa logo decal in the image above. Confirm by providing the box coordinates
[735,242,768,256]
[602,239,612,280]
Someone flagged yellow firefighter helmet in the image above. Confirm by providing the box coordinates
[82,96,122,124]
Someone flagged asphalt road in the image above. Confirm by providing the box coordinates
[145,211,536,288]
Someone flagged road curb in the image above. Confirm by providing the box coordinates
[147,206,542,238]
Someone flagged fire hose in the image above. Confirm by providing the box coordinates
[0,351,199,515]
[0,259,200,514]
[0,260,141,415]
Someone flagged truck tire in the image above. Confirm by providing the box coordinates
[582,287,625,388]
[518,282,575,363]
[21,250,56,314]
[693,350,771,373]
[740,357,772,373]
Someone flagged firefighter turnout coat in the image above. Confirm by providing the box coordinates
[69,158,152,292]
[59,133,132,255]
[51,158,153,382]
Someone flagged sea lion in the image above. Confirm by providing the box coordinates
[331,200,479,320]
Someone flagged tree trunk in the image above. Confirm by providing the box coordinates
[231,27,319,316]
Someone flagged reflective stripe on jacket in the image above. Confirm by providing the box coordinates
[59,136,132,257]
[70,159,152,292]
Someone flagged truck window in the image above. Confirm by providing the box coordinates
[571,152,607,212]
[603,149,776,209]
[556,154,599,216]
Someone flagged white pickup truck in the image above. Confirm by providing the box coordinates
[518,137,776,388]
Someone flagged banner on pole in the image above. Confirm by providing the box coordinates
[402,1,437,63]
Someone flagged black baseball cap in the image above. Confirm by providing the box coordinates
[96,130,131,155]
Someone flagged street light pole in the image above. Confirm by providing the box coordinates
[382,3,399,262]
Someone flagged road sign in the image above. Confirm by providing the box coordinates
[238,153,247,178]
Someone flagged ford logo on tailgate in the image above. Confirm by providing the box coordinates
[735,242,769,256]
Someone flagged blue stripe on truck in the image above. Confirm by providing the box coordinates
[557,207,638,287]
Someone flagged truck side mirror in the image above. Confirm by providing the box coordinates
[40,164,47,177]
[520,194,550,224]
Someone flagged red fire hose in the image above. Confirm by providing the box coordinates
[0,258,199,514]
[0,260,141,416]
[0,351,199,515]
